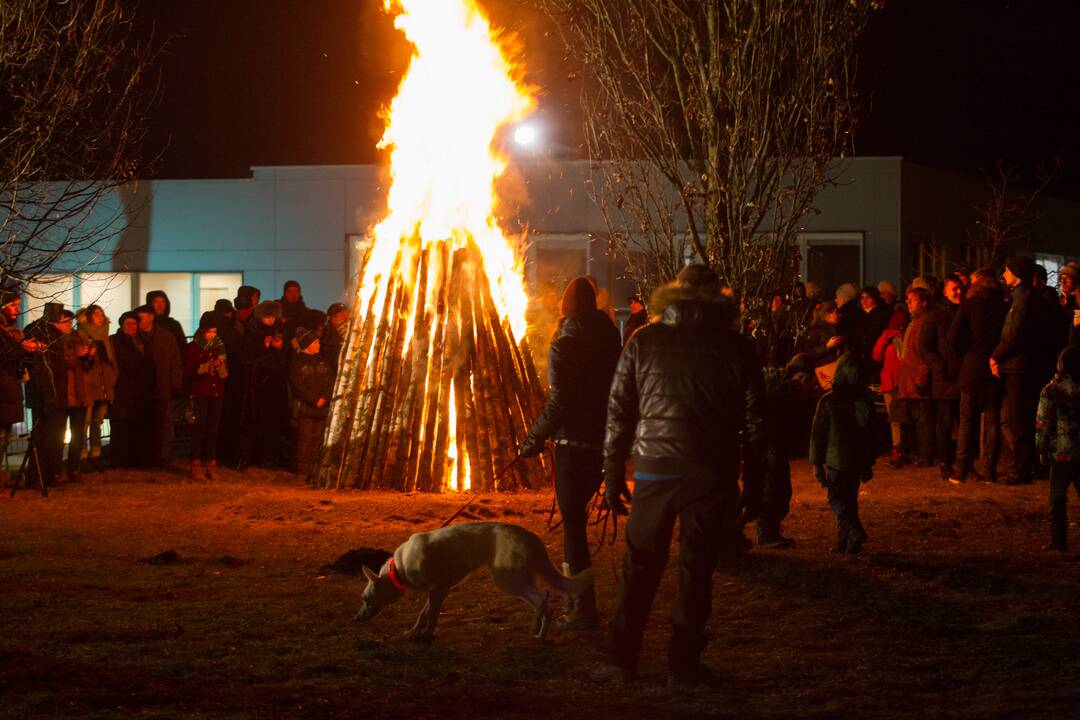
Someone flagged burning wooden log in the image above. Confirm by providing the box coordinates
[311,239,549,492]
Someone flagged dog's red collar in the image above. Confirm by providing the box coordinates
[386,557,409,591]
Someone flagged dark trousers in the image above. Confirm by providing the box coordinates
[30,406,85,480]
[554,445,603,575]
[64,408,87,474]
[908,399,935,464]
[608,472,737,675]
[956,391,1002,478]
[1004,373,1041,481]
[757,447,791,536]
[153,400,172,465]
[933,398,958,468]
[1050,461,1080,548]
[296,415,327,475]
[190,397,223,462]
[825,467,864,544]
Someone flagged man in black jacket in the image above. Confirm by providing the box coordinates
[920,275,964,480]
[991,257,1051,484]
[519,276,622,630]
[594,264,767,687]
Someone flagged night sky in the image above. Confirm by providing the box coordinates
[137,0,1080,196]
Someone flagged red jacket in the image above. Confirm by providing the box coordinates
[872,328,903,393]
[184,338,228,398]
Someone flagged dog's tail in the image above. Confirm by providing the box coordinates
[542,565,596,596]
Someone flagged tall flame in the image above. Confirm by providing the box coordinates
[352,0,536,491]
[359,0,534,340]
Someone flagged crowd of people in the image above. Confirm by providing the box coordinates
[520,257,1080,686]
[0,280,349,486]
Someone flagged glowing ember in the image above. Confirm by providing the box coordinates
[311,0,547,493]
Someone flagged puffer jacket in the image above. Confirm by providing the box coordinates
[526,308,622,446]
[918,300,961,400]
[290,351,333,419]
[1036,373,1080,464]
[809,353,877,475]
[603,283,766,482]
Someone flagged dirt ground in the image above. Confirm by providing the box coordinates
[2,461,1080,719]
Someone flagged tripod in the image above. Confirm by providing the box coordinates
[8,430,46,498]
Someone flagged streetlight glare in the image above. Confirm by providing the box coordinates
[513,123,538,147]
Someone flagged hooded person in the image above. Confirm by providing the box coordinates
[277,280,308,337]
[810,352,877,554]
[322,302,349,377]
[239,300,289,468]
[518,276,622,630]
[290,327,332,477]
[76,305,118,471]
[134,303,183,468]
[234,285,261,333]
[592,264,767,686]
[110,310,156,468]
[145,290,187,355]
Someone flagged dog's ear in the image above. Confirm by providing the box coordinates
[362,565,379,583]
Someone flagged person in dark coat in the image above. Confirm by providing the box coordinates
[0,285,42,482]
[24,303,65,483]
[796,301,843,367]
[919,275,963,480]
[850,286,891,380]
[277,280,308,339]
[322,302,349,379]
[810,352,877,554]
[992,257,1052,484]
[240,301,290,468]
[623,293,648,347]
[185,312,229,480]
[519,276,622,630]
[135,305,183,468]
[290,328,332,477]
[110,312,156,468]
[145,290,187,356]
[594,264,766,686]
[1036,347,1080,552]
[948,269,1007,483]
[756,353,822,547]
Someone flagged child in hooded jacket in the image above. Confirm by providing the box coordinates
[1036,347,1080,552]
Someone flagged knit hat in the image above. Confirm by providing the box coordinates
[254,301,283,320]
[214,298,234,314]
[560,276,597,318]
[198,311,217,332]
[877,280,897,298]
[235,285,260,310]
[118,310,140,327]
[296,328,320,351]
[326,302,348,317]
[1005,256,1036,282]
[908,277,931,292]
[835,283,858,303]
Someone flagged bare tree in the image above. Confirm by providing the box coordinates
[536,0,874,329]
[0,0,156,306]
[968,157,1061,272]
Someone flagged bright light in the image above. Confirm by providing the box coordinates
[513,123,538,146]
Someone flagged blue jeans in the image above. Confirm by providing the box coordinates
[825,468,864,542]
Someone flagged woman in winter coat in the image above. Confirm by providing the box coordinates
[111,312,156,468]
[872,309,909,464]
[77,305,118,471]
[184,312,228,480]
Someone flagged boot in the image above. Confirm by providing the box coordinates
[189,460,202,480]
[886,448,909,469]
[205,460,217,482]
[556,586,600,631]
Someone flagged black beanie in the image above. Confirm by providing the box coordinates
[198,311,217,332]
[560,276,597,318]
[1005,256,1036,283]
[214,298,234,314]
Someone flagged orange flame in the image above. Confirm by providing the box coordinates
[358,0,535,491]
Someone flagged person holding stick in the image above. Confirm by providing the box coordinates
[519,276,621,631]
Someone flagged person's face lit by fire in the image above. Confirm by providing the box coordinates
[122,318,138,337]
[91,307,106,325]
[261,316,276,327]
[330,310,349,329]
[859,293,877,313]
[203,327,218,342]
[944,279,963,305]
[137,311,154,332]
[2,299,20,323]
[907,291,927,315]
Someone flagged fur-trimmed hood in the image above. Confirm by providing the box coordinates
[648,280,733,329]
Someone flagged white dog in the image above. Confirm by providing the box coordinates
[355,521,595,640]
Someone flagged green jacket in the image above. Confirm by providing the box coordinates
[1036,373,1080,464]
[810,354,876,475]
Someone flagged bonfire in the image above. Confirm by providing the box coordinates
[311,0,548,492]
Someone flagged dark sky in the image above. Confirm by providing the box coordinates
[137,0,1080,195]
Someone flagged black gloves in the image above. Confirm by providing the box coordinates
[517,434,545,458]
[604,473,632,516]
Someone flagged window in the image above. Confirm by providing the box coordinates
[136,272,243,339]
[23,273,133,323]
[198,273,244,319]
[1035,253,1064,289]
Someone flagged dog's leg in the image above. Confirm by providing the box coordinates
[404,587,449,641]
[522,587,551,640]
